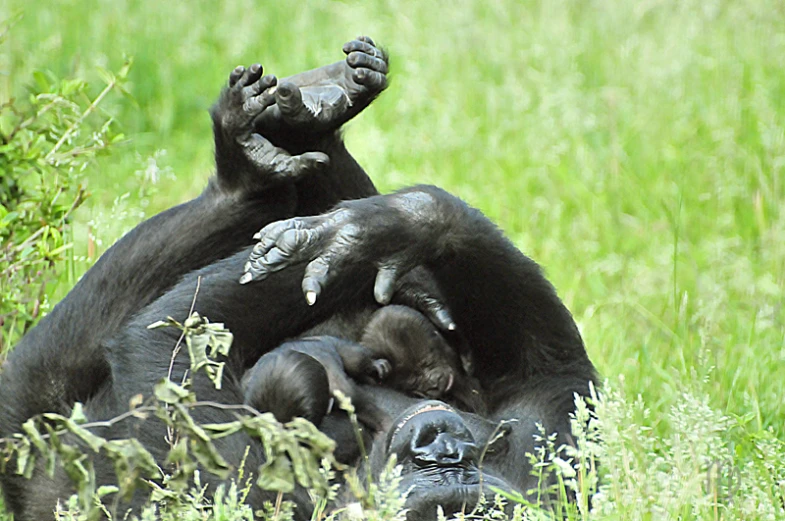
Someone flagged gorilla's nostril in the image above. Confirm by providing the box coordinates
[413,426,438,449]
[412,430,477,467]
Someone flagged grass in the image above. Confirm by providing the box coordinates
[2,0,784,518]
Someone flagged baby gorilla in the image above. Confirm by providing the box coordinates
[361,305,485,413]
[242,305,484,429]
[240,335,388,425]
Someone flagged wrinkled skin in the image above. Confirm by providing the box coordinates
[0,36,598,521]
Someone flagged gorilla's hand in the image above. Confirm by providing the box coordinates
[211,64,329,193]
[240,188,457,329]
[388,267,456,332]
[253,36,389,140]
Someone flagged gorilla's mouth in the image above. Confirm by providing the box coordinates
[401,470,512,519]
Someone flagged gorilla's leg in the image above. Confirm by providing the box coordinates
[215,36,390,216]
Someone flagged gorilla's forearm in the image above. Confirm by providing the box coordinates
[245,185,595,391]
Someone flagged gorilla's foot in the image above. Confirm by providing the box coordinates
[211,63,329,193]
[254,36,389,138]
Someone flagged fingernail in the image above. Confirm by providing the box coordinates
[448,322,457,331]
[239,273,253,285]
[253,231,262,240]
[306,291,317,306]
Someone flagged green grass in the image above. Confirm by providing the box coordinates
[2,0,785,518]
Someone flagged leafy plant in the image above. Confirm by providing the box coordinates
[0,32,132,350]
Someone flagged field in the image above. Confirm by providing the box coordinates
[2,0,784,519]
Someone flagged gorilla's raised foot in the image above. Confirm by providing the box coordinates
[256,36,389,140]
[211,63,329,194]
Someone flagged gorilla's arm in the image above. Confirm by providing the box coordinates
[244,186,599,499]
[245,185,596,387]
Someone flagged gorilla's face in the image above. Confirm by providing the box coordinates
[367,400,514,519]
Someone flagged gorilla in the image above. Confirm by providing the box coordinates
[0,37,598,520]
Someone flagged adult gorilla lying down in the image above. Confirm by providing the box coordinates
[0,37,598,520]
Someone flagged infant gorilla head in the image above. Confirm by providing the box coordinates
[242,305,483,427]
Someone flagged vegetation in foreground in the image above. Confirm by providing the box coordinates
[1,0,784,519]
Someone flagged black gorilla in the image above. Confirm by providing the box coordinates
[0,37,598,520]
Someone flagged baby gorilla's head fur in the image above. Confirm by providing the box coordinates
[241,349,330,425]
[361,306,464,399]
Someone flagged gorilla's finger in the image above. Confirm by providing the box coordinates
[245,63,264,86]
[234,63,263,89]
[353,69,387,91]
[418,299,456,332]
[241,241,296,284]
[286,151,330,177]
[275,82,311,125]
[256,246,291,269]
[252,219,293,251]
[240,258,272,284]
[302,257,331,305]
[347,51,388,74]
[374,265,400,306]
[250,228,299,263]
[243,84,277,114]
[229,66,245,87]
[343,38,385,61]
[270,149,328,177]
[243,74,276,97]
[391,266,457,332]
[357,35,377,47]
[434,308,457,332]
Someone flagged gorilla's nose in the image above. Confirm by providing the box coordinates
[411,429,477,467]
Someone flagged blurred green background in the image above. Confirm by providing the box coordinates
[2,0,784,504]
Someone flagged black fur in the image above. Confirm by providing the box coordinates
[0,37,598,521]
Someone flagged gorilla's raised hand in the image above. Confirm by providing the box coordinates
[254,36,388,140]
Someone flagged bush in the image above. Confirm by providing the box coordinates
[0,16,131,350]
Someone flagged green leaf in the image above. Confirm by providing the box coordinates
[96,66,115,86]
[14,435,34,479]
[154,379,192,404]
[104,438,159,499]
[257,456,295,493]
